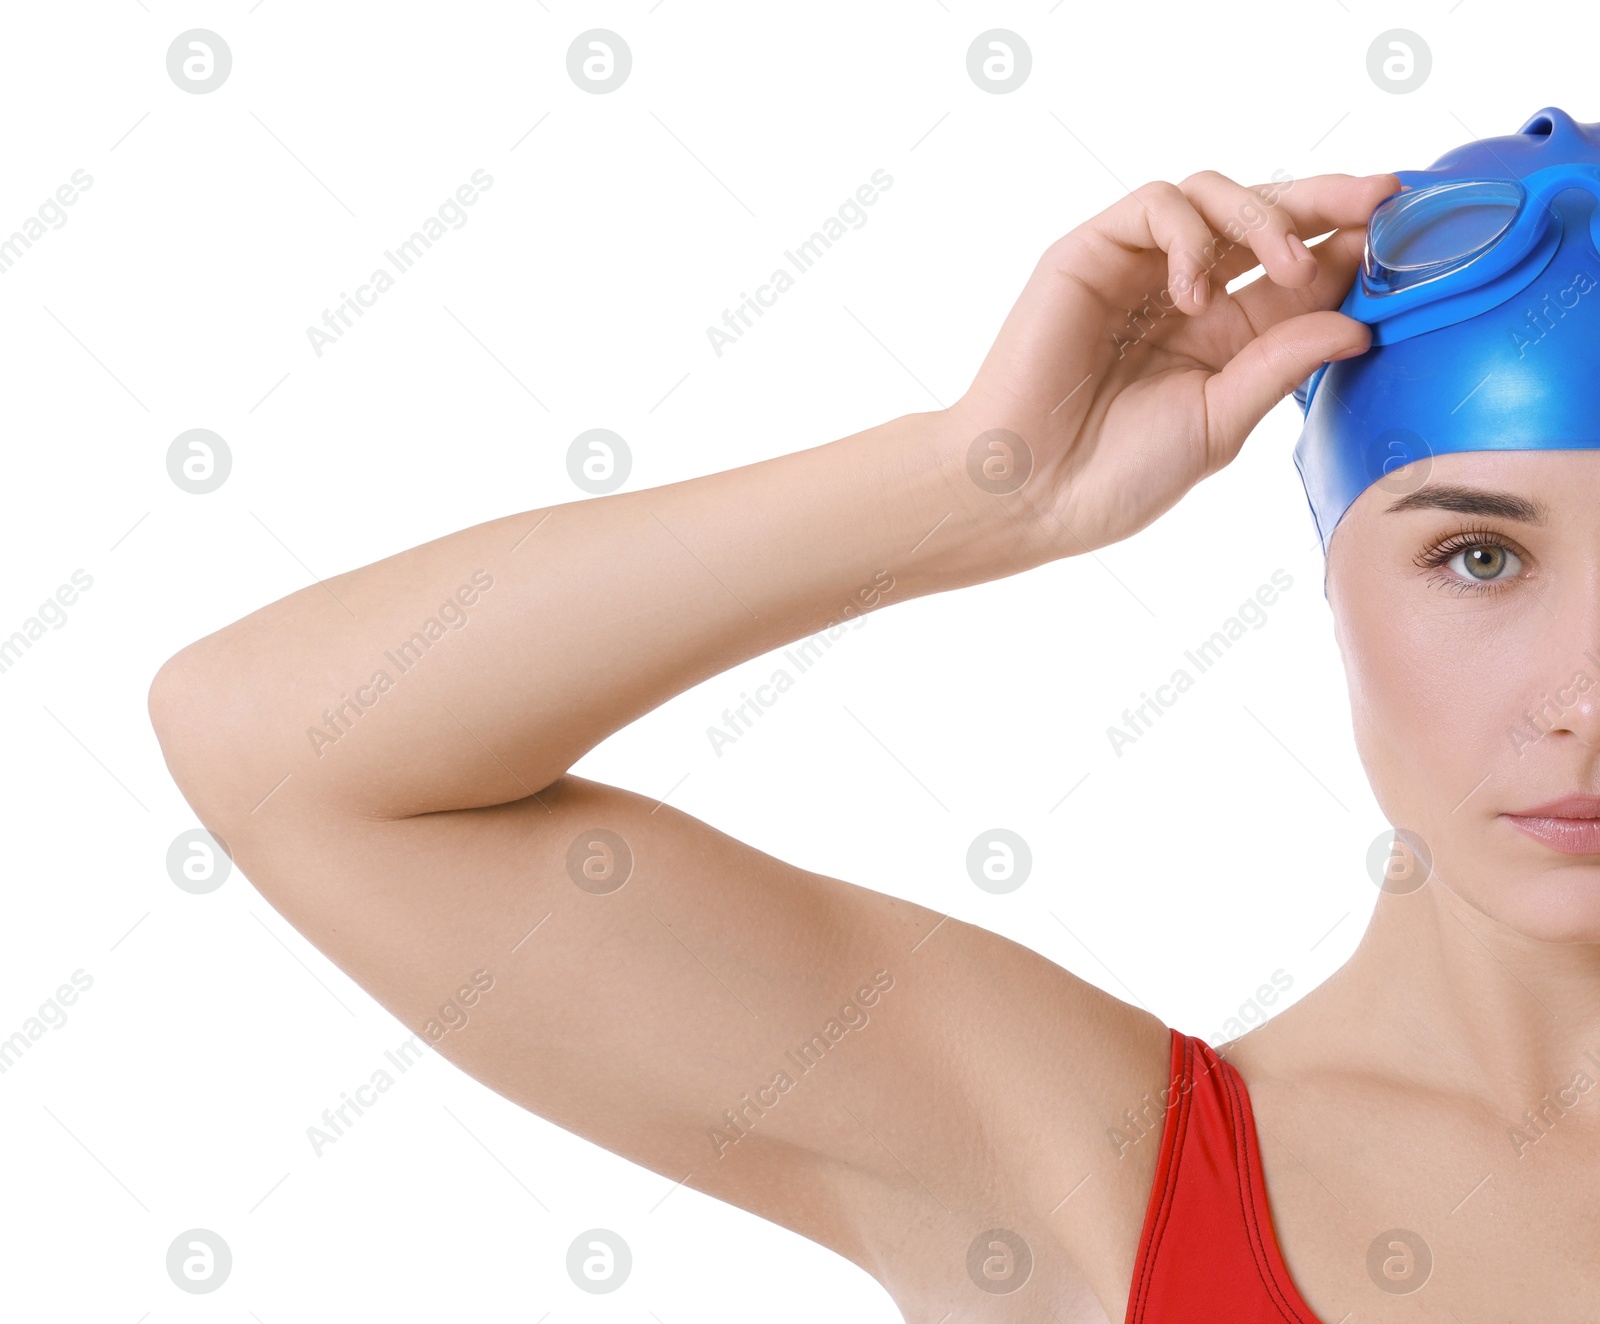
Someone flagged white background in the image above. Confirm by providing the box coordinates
[0,2,1567,1319]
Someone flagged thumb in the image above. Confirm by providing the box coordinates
[1201,310,1370,468]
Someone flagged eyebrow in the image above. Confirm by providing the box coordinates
[1383,484,1549,525]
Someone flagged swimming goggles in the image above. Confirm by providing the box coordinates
[1349,161,1600,345]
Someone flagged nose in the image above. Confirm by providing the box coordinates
[1525,584,1600,749]
[1544,686,1600,745]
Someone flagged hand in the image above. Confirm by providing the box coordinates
[947,169,1403,557]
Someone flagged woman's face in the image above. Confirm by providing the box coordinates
[1328,449,1600,942]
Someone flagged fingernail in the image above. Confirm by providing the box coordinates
[1193,271,1209,308]
[1287,233,1314,264]
[1325,344,1364,362]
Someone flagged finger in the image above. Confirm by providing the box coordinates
[1066,171,1399,317]
[1176,170,1333,293]
[1087,179,1235,314]
[1200,309,1370,470]
[1229,225,1367,328]
[1243,171,1402,249]
[1172,170,1399,295]
[1200,212,1358,291]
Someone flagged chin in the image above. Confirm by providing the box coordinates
[1445,839,1600,944]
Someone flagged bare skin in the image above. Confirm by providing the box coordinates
[148,166,1600,1321]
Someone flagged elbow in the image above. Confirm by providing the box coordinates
[147,640,208,760]
[148,641,213,803]
[148,627,324,842]
[147,637,252,835]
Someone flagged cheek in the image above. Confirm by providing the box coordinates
[1340,603,1529,821]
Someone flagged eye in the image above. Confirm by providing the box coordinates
[1447,542,1521,582]
[1417,527,1527,593]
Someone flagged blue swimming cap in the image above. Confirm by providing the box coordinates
[1292,106,1600,576]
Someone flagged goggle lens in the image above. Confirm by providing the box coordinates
[1363,179,1526,292]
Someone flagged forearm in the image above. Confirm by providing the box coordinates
[153,407,1051,827]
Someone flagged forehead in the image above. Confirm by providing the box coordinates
[1342,448,1600,528]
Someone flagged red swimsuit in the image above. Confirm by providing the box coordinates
[1124,1028,1324,1323]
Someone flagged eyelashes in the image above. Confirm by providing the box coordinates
[1413,523,1529,594]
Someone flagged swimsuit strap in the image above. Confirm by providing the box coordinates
[1123,1027,1323,1324]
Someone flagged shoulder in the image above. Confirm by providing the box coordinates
[845,915,1176,1318]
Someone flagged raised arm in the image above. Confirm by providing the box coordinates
[149,406,1040,828]
[148,168,1399,1318]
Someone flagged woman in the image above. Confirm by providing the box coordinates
[148,106,1600,1321]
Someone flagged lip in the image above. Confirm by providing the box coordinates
[1507,794,1600,819]
[1502,795,1600,855]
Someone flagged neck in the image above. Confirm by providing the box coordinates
[1314,877,1600,1114]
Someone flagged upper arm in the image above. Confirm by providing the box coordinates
[150,660,1171,1309]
